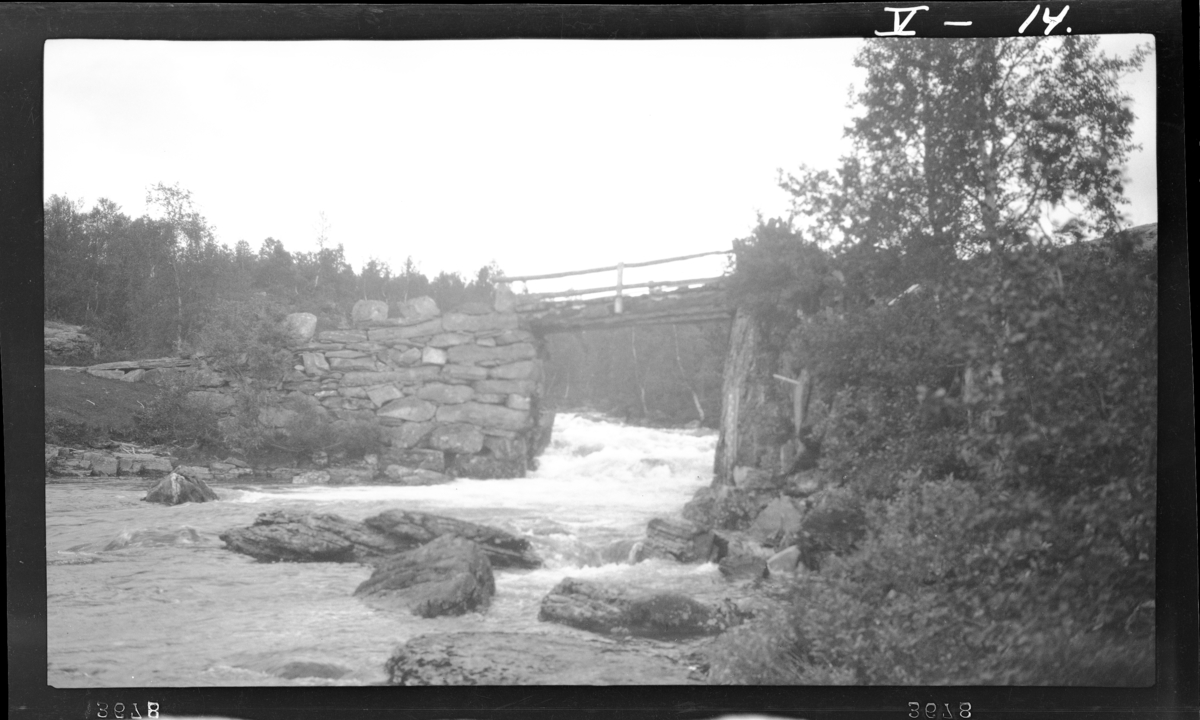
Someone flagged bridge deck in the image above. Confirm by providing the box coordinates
[500,250,734,334]
[515,279,732,334]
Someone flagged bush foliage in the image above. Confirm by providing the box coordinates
[711,229,1156,686]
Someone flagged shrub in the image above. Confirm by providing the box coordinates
[130,381,223,451]
[194,295,295,385]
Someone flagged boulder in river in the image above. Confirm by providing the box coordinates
[354,535,494,618]
[635,517,724,564]
[363,509,542,569]
[219,510,407,562]
[538,577,747,639]
[220,509,542,568]
[385,631,696,685]
[142,472,219,505]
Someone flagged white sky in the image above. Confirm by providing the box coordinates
[45,37,1156,292]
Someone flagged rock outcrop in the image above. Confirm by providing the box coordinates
[538,577,747,639]
[44,321,97,363]
[219,510,407,562]
[363,509,542,569]
[219,509,542,569]
[142,472,219,505]
[353,535,494,618]
[635,517,724,564]
[384,632,696,685]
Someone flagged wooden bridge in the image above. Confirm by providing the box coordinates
[497,250,735,334]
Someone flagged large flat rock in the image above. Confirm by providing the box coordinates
[538,577,747,639]
[219,510,407,562]
[363,509,542,569]
[384,632,698,685]
[221,509,543,569]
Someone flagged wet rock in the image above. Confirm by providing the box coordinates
[219,510,406,562]
[598,538,642,564]
[354,535,494,618]
[363,509,542,569]
[143,472,219,505]
[538,577,747,639]
[636,517,723,564]
[385,631,695,685]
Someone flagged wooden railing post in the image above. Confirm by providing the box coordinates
[614,262,624,314]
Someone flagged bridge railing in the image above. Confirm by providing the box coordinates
[496,249,733,315]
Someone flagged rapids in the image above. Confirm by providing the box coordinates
[46,413,722,686]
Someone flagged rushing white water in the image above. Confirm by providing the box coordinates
[46,413,721,687]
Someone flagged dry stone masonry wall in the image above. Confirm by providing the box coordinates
[50,287,553,482]
[277,289,552,480]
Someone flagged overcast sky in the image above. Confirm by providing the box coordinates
[45,37,1156,292]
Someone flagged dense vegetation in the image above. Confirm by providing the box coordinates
[708,36,1155,685]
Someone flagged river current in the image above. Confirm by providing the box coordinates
[46,413,722,687]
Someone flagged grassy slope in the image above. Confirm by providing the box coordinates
[44,368,163,439]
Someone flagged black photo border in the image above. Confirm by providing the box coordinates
[4,3,1195,720]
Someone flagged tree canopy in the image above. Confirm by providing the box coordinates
[782,36,1147,297]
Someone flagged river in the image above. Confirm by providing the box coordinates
[46,413,724,687]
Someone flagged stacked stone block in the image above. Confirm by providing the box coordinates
[282,295,549,479]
